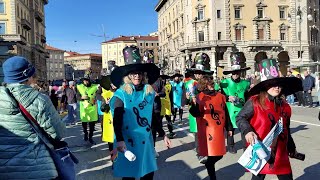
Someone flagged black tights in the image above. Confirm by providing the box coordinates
[161,115,173,133]
[122,172,154,180]
[82,122,95,139]
[251,173,293,180]
[205,156,223,180]
[173,108,183,122]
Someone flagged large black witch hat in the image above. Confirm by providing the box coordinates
[223,52,250,75]
[110,45,160,88]
[186,52,214,75]
[248,59,302,97]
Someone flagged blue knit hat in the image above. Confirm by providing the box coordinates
[3,56,35,83]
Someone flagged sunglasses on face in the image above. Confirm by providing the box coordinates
[129,71,143,75]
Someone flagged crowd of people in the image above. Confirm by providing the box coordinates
[0,49,311,180]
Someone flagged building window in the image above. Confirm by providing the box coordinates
[198,9,204,20]
[151,43,154,46]
[235,7,241,19]
[279,8,285,19]
[217,10,221,19]
[140,43,142,46]
[0,2,4,13]
[280,32,285,41]
[235,29,241,40]
[157,43,159,46]
[0,23,5,34]
[257,8,264,18]
[217,32,221,40]
[258,29,264,40]
[146,43,149,46]
[181,16,184,28]
[198,31,204,41]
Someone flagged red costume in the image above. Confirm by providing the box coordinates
[249,95,292,175]
[196,92,227,156]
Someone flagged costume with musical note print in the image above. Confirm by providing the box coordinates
[110,85,157,178]
[101,89,115,143]
[191,91,231,156]
[189,90,233,180]
[236,96,294,175]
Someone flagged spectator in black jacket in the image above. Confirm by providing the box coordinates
[303,71,315,107]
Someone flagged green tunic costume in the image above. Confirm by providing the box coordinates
[220,78,250,128]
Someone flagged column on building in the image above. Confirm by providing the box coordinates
[209,48,217,77]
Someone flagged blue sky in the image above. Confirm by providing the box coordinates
[45,0,158,53]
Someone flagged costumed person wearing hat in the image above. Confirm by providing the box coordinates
[170,72,186,124]
[76,71,99,144]
[189,75,233,180]
[220,52,251,154]
[185,52,214,163]
[99,73,117,159]
[236,59,303,180]
[0,56,65,179]
[109,46,171,179]
[160,73,176,139]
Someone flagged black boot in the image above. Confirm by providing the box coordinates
[84,133,88,141]
[89,138,96,145]
[179,108,183,123]
[228,146,237,154]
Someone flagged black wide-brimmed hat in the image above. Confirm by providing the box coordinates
[223,52,250,75]
[171,73,183,79]
[186,53,214,75]
[160,75,171,79]
[248,59,302,97]
[100,75,111,90]
[110,45,160,88]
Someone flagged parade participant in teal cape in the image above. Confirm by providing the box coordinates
[220,52,251,154]
[110,46,171,180]
[185,52,214,164]
[170,72,185,123]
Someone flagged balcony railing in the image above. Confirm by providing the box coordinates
[247,40,281,46]
[35,11,44,22]
[21,18,32,30]
[183,40,234,49]
[0,34,27,45]
[41,35,46,43]
[34,44,45,53]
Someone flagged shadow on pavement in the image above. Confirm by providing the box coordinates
[155,160,203,180]
[296,162,320,180]
[290,125,309,134]
[216,163,246,180]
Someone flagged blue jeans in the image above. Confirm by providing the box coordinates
[67,103,77,123]
[286,94,294,104]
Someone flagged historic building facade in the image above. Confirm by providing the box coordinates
[46,45,65,81]
[156,0,320,77]
[101,35,159,68]
[0,0,49,82]
[64,53,102,80]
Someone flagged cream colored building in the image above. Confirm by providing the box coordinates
[64,53,102,80]
[101,35,159,68]
[0,0,49,82]
[156,0,320,77]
